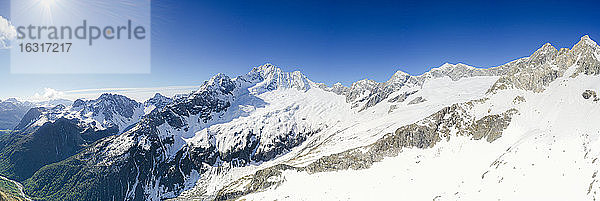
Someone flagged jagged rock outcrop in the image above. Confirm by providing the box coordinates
[408,96,427,105]
[572,35,600,77]
[582,90,599,101]
[246,64,317,94]
[490,35,600,93]
[214,102,519,200]
[513,96,526,104]
[72,93,144,133]
[388,90,417,103]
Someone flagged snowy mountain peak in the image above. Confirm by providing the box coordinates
[427,63,477,75]
[247,63,315,94]
[389,70,411,82]
[198,73,235,94]
[573,35,599,52]
[252,63,278,74]
[4,98,19,104]
[569,35,600,77]
[249,63,289,80]
[541,42,554,49]
[528,43,558,64]
[385,70,416,89]
[144,93,173,112]
[329,82,349,95]
[76,93,141,118]
[580,35,597,46]
[151,93,168,100]
[488,35,600,93]
[0,98,33,130]
[532,42,558,56]
[24,93,146,133]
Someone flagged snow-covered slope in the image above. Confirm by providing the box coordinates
[227,36,600,201]
[241,70,600,201]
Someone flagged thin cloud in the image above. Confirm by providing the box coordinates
[31,88,66,102]
[0,16,16,49]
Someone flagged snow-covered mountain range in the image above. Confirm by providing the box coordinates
[0,93,152,182]
[0,98,73,130]
[1,35,599,201]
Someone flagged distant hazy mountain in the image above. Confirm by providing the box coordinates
[0,99,33,130]
[0,98,75,131]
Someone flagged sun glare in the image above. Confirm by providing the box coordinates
[40,0,56,7]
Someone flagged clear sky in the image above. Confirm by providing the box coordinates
[1,0,600,100]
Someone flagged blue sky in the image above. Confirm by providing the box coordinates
[1,0,600,100]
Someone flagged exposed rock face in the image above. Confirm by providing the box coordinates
[490,36,600,93]
[489,44,566,93]
[513,96,526,104]
[470,111,516,142]
[582,90,598,101]
[215,164,298,201]
[388,105,398,114]
[388,90,417,103]
[75,94,142,120]
[214,102,519,200]
[247,64,316,94]
[422,63,508,81]
[408,96,427,105]
[572,36,600,77]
